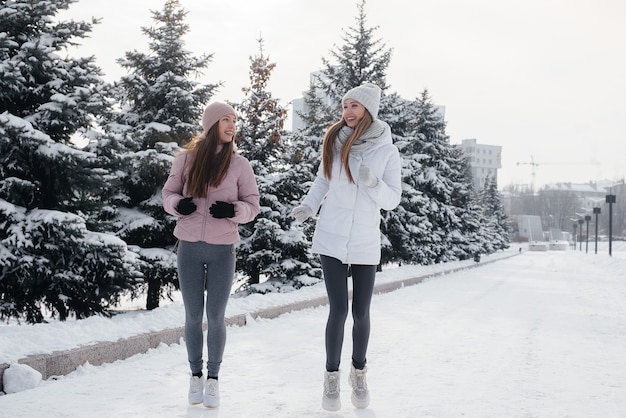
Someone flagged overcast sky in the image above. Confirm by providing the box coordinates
[59,0,626,189]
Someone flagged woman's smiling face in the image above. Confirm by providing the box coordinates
[342,99,366,128]
[218,114,237,143]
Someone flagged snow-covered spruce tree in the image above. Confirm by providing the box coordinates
[388,90,479,264]
[296,0,395,139]
[0,0,114,221]
[423,92,485,262]
[382,92,418,139]
[448,145,488,259]
[0,187,140,323]
[232,38,321,294]
[235,38,286,173]
[317,0,391,107]
[0,0,141,323]
[381,99,434,264]
[232,139,323,295]
[295,78,336,139]
[105,0,218,309]
[480,175,510,252]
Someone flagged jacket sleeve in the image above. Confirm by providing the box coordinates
[364,146,402,211]
[231,159,260,224]
[162,153,187,216]
[301,164,330,214]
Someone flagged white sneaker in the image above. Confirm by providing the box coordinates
[188,375,203,405]
[322,370,341,411]
[349,365,370,409]
[203,378,220,408]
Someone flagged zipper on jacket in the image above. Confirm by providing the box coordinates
[345,160,361,262]
[201,188,210,240]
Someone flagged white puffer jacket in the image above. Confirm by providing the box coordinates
[301,121,401,265]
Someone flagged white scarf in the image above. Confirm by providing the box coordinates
[335,119,387,155]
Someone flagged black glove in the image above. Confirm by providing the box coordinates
[176,196,196,215]
[209,201,235,218]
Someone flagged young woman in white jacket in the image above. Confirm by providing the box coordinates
[291,83,402,411]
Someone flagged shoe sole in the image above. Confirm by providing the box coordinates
[322,397,341,411]
[351,392,369,409]
[203,398,219,408]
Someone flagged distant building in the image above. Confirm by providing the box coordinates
[459,138,502,191]
[543,181,611,211]
[291,96,306,132]
[291,71,334,132]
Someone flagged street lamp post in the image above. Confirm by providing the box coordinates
[572,222,578,249]
[578,219,584,251]
[584,215,591,253]
[606,194,616,256]
[548,214,553,241]
[593,207,601,254]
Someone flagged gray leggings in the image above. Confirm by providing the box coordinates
[177,240,235,378]
[320,255,376,372]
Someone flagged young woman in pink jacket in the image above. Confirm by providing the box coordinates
[162,102,260,408]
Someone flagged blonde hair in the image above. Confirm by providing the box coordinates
[322,110,373,183]
[182,124,235,197]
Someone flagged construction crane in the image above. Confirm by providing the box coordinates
[516,156,600,190]
[517,155,539,190]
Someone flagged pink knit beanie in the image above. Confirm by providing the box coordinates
[201,102,237,132]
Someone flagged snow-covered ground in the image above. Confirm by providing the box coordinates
[1,242,626,417]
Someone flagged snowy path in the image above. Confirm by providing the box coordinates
[2,249,626,417]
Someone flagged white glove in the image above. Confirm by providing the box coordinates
[291,205,313,223]
[359,164,378,188]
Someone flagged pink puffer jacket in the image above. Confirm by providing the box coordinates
[162,151,260,245]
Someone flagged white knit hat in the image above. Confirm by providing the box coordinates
[201,102,236,132]
[342,83,381,119]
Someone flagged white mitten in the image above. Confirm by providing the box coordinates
[291,205,313,223]
[359,164,378,188]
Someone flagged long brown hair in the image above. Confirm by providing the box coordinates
[322,110,373,183]
[183,123,235,197]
